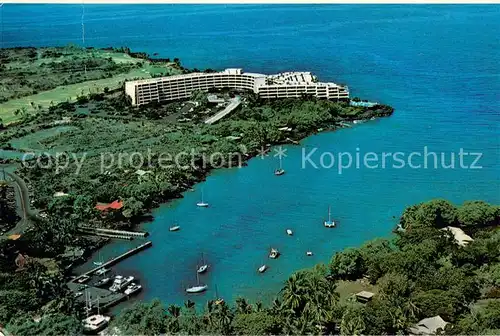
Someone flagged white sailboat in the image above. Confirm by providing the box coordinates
[258,264,268,273]
[197,253,209,274]
[324,206,336,228]
[93,252,104,266]
[169,225,181,231]
[196,188,209,207]
[186,271,207,294]
[274,155,285,176]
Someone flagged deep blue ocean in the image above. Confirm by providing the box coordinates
[1,5,499,308]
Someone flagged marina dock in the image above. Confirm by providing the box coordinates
[72,241,152,282]
[78,226,149,239]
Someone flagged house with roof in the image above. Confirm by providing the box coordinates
[409,315,449,335]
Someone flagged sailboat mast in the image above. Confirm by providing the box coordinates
[328,206,331,222]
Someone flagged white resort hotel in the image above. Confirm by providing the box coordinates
[125,68,349,106]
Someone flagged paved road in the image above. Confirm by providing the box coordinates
[204,96,241,124]
[1,172,38,238]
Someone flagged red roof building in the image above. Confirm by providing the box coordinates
[95,200,123,211]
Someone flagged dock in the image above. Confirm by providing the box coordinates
[72,241,152,282]
[78,226,149,239]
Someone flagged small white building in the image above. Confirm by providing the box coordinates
[409,315,449,335]
[442,226,474,247]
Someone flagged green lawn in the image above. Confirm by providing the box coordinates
[0,47,181,124]
[0,64,180,124]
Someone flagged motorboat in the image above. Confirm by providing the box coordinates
[269,248,280,259]
[76,275,91,284]
[169,225,181,232]
[286,229,293,236]
[306,251,313,256]
[124,283,142,296]
[258,265,268,273]
[324,206,336,228]
[109,275,134,292]
[94,277,111,287]
[82,315,110,333]
[95,268,109,276]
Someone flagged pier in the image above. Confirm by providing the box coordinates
[72,241,152,282]
[78,226,149,239]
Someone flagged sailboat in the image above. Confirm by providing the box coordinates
[258,264,268,273]
[214,284,224,305]
[186,271,207,294]
[197,253,209,274]
[274,155,285,176]
[93,252,104,266]
[196,188,209,207]
[324,206,336,228]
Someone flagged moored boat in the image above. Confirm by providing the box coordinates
[186,272,207,294]
[197,253,209,274]
[76,275,91,284]
[274,155,285,176]
[324,206,336,228]
[169,225,181,232]
[109,275,134,292]
[95,267,109,276]
[306,251,313,256]
[124,283,142,296]
[94,277,111,287]
[286,229,293,236]
[197,188,209,207]
[258,264,268,273]
[82,314,110,333]
[269,248,280,259]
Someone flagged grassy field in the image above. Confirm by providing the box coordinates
[0,47,181,124]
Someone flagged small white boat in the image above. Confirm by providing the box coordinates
[269,248,280,259]
[93,252,104,266]
[197,189,209,207]
[76,275,90,283]
[286,229,293,236]
[274,156,285,176]
[324,206,336,228]
[169,225,181,232]
[258,265,268,273]
[94,277,111,287]
[109,275,134,292]
[124,283,142,296]
[306,251,313,256]
[95,267,109,276]
[82,315,110,333]
[197,253,209,274]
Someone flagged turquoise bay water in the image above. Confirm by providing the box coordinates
[2,5,499,306]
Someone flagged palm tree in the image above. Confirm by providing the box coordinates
[235,297,252,314]
[184,299,196,311]
[167,304,181,318]
[280,272,308,313]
